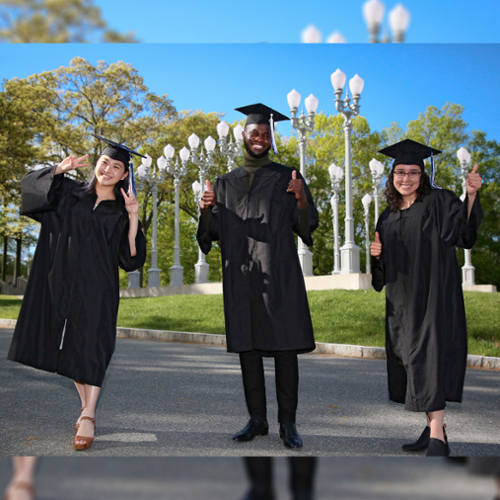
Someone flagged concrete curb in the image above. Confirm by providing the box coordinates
[1,319,499,370]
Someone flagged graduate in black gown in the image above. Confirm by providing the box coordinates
[197,104,318,449]
[370,139,483,456]
[8,137,146,451]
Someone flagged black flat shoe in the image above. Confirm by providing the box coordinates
[232,418,269,442]
[402,425,448,452]
[426,437,451,456]
[294,491,314,500]
[240,488,274,500]
[279,422,303,450]
[402,425,431,452]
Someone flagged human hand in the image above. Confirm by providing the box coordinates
[200,180,217,214]
[370,231,382,258]
[55,154,91,175]
[467,164,482,197]
[121,186,139,215]
[287,169,307,209]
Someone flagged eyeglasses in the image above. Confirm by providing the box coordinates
[393,170,421,179]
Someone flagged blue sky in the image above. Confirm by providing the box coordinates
[96,0,500,43]
[1,43,499,144]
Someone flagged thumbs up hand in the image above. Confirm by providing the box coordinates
[287,169,308,209]
[200,179,217,214]
[467,164,482,197]
[370,231,382,259]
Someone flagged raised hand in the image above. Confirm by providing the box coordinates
[121,186,139,215]
[467,164,482,196]
[200,179,217,214]
[370,231,382,258]
[287,169,308,209]
[55,154,91,175]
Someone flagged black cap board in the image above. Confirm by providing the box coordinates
[235,103,290,126]
[93,134,146,166]
[379,138,442,170]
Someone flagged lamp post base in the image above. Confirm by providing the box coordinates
[298,248,313,277]
[340,244,361,274]
[148,267,161,288]
[128,270,141,289]
[169,265,184,287]
[462,264,476,286]
[195,261,210,284]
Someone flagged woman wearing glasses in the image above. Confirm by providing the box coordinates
[370,139,482,456]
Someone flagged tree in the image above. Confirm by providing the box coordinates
[0,0,138,42]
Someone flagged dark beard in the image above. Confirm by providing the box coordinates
[244,138,271,159]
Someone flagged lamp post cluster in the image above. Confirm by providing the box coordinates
[301,1,410,43]
[328,163,344,275]
[361,193,373,274]
[287,89,319,276]
[457,146,476,286]
[369,158,385,223]
[331,68,364,274]
[216,121,244,172]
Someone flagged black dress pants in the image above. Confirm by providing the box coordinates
[243,457,316,500]
[239,350,299,423]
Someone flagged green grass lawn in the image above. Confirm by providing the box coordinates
[1,290,499,357]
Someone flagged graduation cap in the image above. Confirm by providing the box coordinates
[379,138,443,189]
[93,134,146,196]
[235,103,289,154]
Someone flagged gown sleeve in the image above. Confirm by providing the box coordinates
[196,179,221,255]
[20,165,65,222]
[118,220,147,272]
[291,173,319,247]
[371,216,386,292]
[437,189,483,248]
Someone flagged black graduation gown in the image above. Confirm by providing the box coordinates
[371,189,482,412]
[8,166,146,387]
[197,162,318,354]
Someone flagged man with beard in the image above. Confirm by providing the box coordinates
[197,104,318,450]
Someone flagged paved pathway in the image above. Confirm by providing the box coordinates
[1,329,500,457]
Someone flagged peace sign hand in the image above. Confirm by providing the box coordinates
[121,186,139,215]
[55,155,91,175]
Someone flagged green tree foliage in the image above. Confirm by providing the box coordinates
[0,0,138,42]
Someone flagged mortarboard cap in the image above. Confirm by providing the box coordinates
[235,103,289,154]
[93,134,146,196]
[379,138,441,170]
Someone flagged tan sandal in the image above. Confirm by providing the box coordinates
[75,407,96,432]
[4,481,35,500]
[73,416,96,451]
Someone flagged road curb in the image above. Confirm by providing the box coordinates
[1,319,499,370]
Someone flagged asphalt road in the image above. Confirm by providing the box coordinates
[1,328,500,457]
[0,457,497,500]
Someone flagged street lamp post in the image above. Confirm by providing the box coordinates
[136,153,167,287]
[328,163,344,275]
[188,133,217,284]
[287,89,319,276]
[362,193,372,274]
[166,146,188,286]
[369,158,385,224]
[457,146,476,286]
[217,121,244,172]
[331,68,364,274]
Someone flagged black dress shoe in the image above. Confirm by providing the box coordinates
[426,437,451,456]
[232,418,269,442]
[402,425,448,452]
[279,422,303,449]
[402,426,431,452]
[294,491,314,500]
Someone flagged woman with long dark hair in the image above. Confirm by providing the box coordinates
[370,139,482,456]
[8,138,146,451]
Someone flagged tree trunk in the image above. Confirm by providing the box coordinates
[15,237,22,281]
[2,236,7,282]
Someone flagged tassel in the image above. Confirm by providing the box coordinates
[429,154,442,190]
[269,113,278,155]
